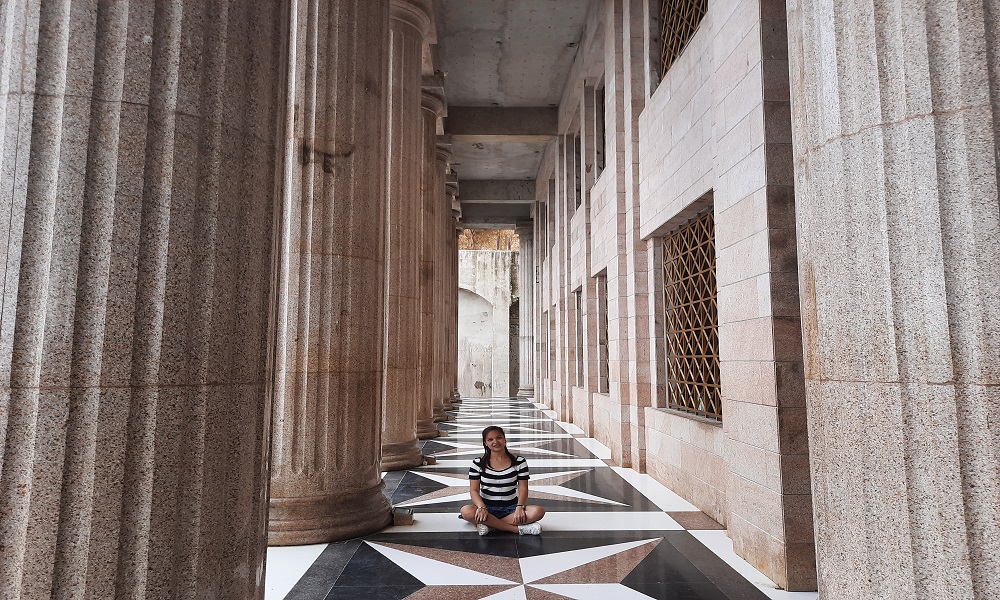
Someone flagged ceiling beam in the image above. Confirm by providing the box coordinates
[458,180,535,203]
[446,107,558,143]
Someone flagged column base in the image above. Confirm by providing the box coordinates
[268,481,392,546]
[516,386,535,398]
[381,439,424,471]
[416,418,439,439]
[432,407,447,422]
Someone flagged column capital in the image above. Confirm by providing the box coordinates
[390,0,433,38]
[435,143,453,166]
[515,220,534,238]
[421,88,447,117]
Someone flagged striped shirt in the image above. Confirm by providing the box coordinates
[468,455,529,506]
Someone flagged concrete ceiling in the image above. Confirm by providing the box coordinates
[435,0,591,106]
[435,0,591,226]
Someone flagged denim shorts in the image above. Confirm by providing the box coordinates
[485,503,517,519]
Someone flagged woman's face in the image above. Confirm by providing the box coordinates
[484,429,506,453]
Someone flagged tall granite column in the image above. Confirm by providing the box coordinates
[268,0,393,544]
[0,1,283,597]
[787,2,1000,599]
[419,89,447,424]
[450,219,463,402]
[435,144,455,412]
[383,0,438,447]
[515,223,536,398]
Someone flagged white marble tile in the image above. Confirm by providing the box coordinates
[530,583,655,599]
[481,586,529,600]
[576,437,612,459]
[611,467,699,511]
[264,543,328,600]
[555,421,586,434]
[689,531,820,600]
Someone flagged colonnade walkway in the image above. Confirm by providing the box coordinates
[265,398,819,600]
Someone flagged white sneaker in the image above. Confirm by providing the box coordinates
[518,523,542,536]
[477,524,493,536]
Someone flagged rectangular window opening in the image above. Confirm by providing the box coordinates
[659,0,708,78]
[662,208,720,420]
[596,274,609,394]
[574,134,582,210]
[595,86,606,179]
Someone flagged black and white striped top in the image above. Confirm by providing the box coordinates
[468,455,529,506]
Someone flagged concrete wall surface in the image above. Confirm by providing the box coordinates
[458,250,516,397]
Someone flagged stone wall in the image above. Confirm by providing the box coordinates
[532,0,815,591]
[458,250,516,397]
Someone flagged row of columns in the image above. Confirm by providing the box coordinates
[0,0,461,596]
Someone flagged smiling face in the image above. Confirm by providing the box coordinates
[482,427,507,454]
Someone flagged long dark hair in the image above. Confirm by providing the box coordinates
[480,425,517,470]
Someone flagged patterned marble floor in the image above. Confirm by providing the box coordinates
[266,398,818,600]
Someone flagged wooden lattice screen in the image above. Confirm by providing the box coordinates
[659,0,708,78]
[662,210,721,420]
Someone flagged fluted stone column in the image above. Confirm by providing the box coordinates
[450,219,463,402]
[0,2,283,597]
[788,3,1000,599]
[268,0,392,544]
[383,0,437,447]
[420,89,447,425]
[515,223,535,398]
[435,144,455,412]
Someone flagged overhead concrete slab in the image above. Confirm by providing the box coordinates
[459,180,535,203]
[460,202,532,228]
[447,107,557,137]
[436,0,591,107]
[451,140,546,180]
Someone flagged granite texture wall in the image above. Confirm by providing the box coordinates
[534,0,815,591]
[788,1,1000,598]
[0,0,284,596]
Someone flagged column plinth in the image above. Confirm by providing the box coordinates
[269,481,392,545]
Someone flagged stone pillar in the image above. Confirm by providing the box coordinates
[383,0,437,444]
[420,89,447,425]
[449,187,463,403]
[435,143,455,412]
[0,1,283,596]
[268,0,393,544]
[788,2,1000,599]
[515,223,536,398]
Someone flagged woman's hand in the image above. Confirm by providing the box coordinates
[475,506,488,523]
[512,506,526,525]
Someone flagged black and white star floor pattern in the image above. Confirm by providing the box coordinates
[266,397,818,600]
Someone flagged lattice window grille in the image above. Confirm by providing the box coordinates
[659,0,708,78]
[662,209,721,420]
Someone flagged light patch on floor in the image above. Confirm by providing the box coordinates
[263,543,328,600]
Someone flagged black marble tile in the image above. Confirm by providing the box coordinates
[324,585,422,600]
[283,541,360,600]
[664,533,772,600]
[333,543,423,588]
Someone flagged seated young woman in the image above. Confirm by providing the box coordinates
[460,425,546,535]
